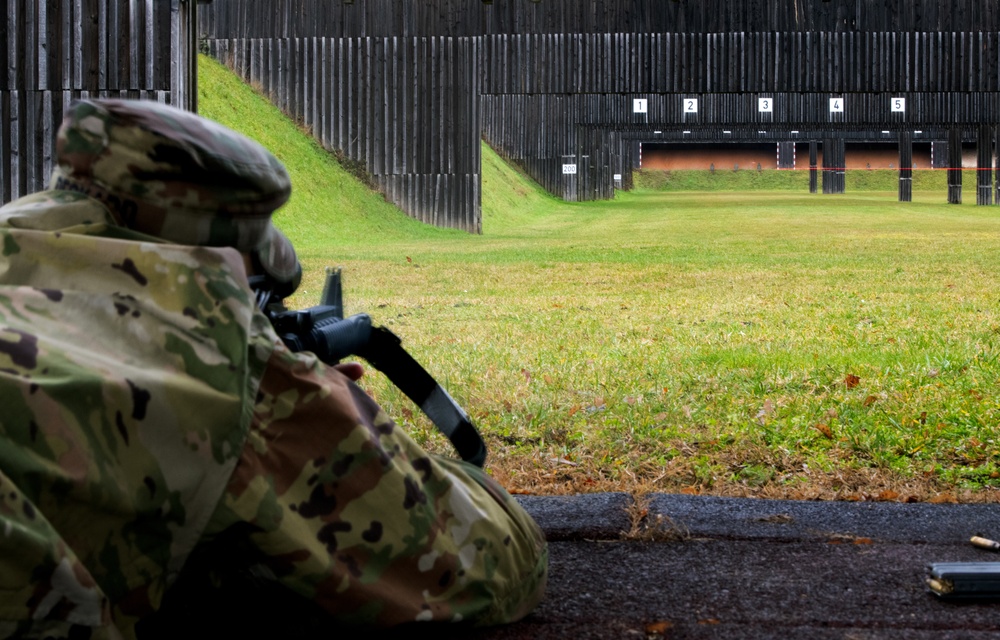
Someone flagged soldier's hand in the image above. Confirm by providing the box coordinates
[334,362,364,381]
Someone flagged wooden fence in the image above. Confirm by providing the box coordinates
[201,0,1000,217]
[1,0,199,205]
[199,0,1000,38]
[205,36,483,232]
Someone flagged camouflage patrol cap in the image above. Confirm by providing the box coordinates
[49,98,301,292]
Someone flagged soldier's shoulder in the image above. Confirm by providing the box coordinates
[0,189,115,231]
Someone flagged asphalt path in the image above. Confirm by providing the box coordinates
[464,493,1000,639]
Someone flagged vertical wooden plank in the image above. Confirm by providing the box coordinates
[899,130,913,202]
[978,124,993,205]
[948,127,963,204]
[8,91,21,201]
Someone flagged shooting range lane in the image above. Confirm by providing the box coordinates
[459,493,1000,640]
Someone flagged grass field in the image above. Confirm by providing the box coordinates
[200,55,1000,503]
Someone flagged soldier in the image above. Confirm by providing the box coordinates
[0,99,547,639]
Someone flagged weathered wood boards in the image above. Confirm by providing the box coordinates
[1,0,196,205]
[206,35,483,233]
[199,0,1000,212]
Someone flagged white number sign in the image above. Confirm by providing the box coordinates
[633,99,648,114]
[683,99,698,113]
[758,98,773,113]
[562,164,577,175]
[830,98,844,113]
[891,97,906,113]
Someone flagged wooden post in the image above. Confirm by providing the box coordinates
[809,140,818,193]
[948,128,963,204]
[996,127,1000,205]
[898,130,912,202]
[822,137,844,194]
[978,125,993,206]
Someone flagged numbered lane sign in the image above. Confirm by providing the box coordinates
[562,164,577,175]
[633,98,648,113]
[830,98,844,113]
[758,97,773,113]
[891,97,906,113]
[683,98,698,113]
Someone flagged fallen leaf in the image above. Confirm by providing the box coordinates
[877,490,899,501]
[844,374,861,389]
[543,374,553,385]
[853,537,874,545]
[644,620,674,635]
[697,618,721,625]
[681,486,700,495]
[406,256,412,263]
[521,368,532,383]
[756,399,775,424]
[815,423,834,439]
[929,492,958,504]
[863,395,878,407]
[568,404,581,417]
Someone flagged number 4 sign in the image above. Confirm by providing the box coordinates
[830,98,844,113]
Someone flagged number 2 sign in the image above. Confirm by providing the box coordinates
[683,99,698,113]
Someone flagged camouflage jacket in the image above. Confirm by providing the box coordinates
[0,193,547,639]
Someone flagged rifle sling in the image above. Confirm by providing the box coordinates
[361,326,488,468]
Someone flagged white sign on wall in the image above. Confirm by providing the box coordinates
[683,98,698,113]
[830,98,845,113]
[633,98,648,113]
[758,97,773,113]
[613,174,622,180]
[891,97,906,113]
[562,164,578,175]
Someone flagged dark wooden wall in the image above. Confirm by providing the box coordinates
[0,0,199,206]
[205,35,483,232]
[199,0,1000,37]
[201,0,1000,217]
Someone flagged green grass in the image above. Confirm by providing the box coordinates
[635,168,980,192]
[200,55,1000,501]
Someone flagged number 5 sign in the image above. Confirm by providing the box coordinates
[891,97,906,113]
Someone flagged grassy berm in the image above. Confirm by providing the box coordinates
[199,55,1000,503]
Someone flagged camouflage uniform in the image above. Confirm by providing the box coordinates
[0,100,547,639]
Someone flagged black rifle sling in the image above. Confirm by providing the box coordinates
[360,326,488,468]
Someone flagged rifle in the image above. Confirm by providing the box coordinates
[249,267,487,468]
